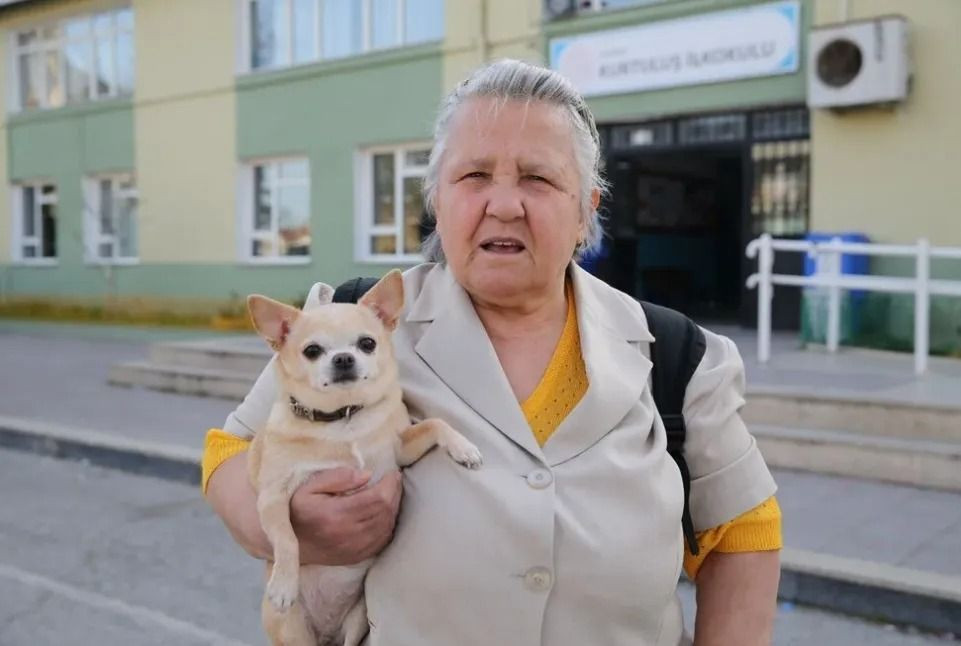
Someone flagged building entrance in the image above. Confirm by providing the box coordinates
[597,108,811,328]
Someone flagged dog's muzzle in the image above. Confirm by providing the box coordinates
[331,352,358,383]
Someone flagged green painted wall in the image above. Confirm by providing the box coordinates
[3,101,134,272]
[8,100,134,178]
[234,45,444,301]
[544,0,809,121]
[1,47,443,308]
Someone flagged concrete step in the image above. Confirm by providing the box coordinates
[754,424,961,492]
[108,361,256,400]
[743,388,961,444]
[149,340,270,375]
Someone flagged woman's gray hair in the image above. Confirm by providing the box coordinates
[421,59,608,262]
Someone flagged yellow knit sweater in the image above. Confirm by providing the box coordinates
[202,283,781,580]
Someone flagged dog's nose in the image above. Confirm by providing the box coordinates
[332,353,355,371]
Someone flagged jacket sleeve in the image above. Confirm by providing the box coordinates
[681,328,777,532]
[222,355,278,438]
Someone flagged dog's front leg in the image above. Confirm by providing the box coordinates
[258,483,301,611]
[397,418,482,469]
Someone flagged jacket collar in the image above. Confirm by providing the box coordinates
[406,263,653,464]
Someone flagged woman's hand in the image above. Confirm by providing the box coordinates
[291,468,404,565]
[205,453,404,566]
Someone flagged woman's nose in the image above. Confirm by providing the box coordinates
[484,182,525,221]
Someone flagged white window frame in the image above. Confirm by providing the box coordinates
[11,181,58,266]
[239,0,441,74]
[10,6,134,113]
[237,156,312,265]
[83,173,139,266]
[354,142,429,264]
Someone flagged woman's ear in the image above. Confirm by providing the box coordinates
[359,270,405,330]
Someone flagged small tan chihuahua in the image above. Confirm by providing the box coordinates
[246,270,482,646]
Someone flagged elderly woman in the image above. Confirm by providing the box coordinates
[204,59,781,646]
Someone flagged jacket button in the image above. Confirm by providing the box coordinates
[526,468,553,489]
[523,567,553,592]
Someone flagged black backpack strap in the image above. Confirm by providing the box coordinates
[332,277,379,304]
[640,301,707,556]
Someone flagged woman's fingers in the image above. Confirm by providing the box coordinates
[335,472,403,518]
[291,470,403,565]
[299,467,372,495]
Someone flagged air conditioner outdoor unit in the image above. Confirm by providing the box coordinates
[808,16,910,109]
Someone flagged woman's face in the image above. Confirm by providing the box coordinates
[433,97,596,307]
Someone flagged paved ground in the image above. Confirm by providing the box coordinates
[0,327,236,450]
[2,325,961,582]
[0,450,955,646]
[713,323,961,409]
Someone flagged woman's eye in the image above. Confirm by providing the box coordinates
[357,336,377,354]
[302,344,324,360]
[526,175,550,184]
[462,171,487,180]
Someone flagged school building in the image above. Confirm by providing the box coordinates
[0,0,958,352]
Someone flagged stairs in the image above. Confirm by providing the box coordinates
[109,336,961,490]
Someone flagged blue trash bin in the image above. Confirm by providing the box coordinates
[801,232,871,344]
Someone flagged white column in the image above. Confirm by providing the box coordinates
[757,234,774,364]
[826,237,842,353]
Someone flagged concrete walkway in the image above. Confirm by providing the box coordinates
[1,321,960,634]
[713,323,961,409]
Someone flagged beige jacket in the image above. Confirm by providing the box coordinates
[224,262,777,646]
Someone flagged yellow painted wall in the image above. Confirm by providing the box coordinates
[133,0,237,263]
[443,0,543,91]
[810,0,961,244]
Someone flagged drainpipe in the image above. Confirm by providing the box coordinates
[478,0,489,63]
[839,0,851,21]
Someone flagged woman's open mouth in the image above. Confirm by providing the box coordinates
[479,237,526,254]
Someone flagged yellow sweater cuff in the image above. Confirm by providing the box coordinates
[683,496,782,580]
[201,428,251,494]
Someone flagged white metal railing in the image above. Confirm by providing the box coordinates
[745,234,961,375]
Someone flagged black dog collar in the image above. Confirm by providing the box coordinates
[289,396,363,423]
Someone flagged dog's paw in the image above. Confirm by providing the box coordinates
[447,439,483,469]
[266,573,299,611]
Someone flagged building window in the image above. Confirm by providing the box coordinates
[84,174,138,263]
[246,0,443,71]
[13,183,58,263]
[13,7,134,111]
[356,145,428,262]
[240,158,311,262]
[750,140,810,237]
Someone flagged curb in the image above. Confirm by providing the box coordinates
[779,549,961,637]
[0,415,201,487]
[1,416,959,636]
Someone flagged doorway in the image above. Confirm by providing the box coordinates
[595,108,811,328]
[603,147,745,321]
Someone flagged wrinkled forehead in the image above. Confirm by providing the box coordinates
[447,96,575,152]
[288,304,383,348]
[456,95,574,133]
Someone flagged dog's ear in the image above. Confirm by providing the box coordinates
[359,270,405,331]
[247,294,301,351]
[303,282,335,311]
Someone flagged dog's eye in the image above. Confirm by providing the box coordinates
[302,343,324,360]
[357,336,377,354]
